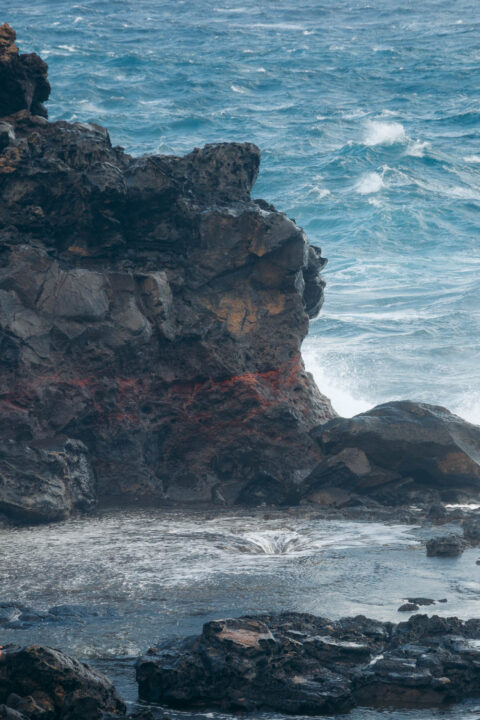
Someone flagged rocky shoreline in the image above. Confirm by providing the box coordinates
[2,22,480,720]
[5,604,480,719]
[2,24,480,525]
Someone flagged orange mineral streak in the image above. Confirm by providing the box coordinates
[0,359,305,431]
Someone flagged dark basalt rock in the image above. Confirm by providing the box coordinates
[426,534,465,557]
[136,612,480,714]
[0,644,125,720]
[0,438,96,523]
[0,29,334,522]
[304,401,480,506]
[398,603,419,612]
[0,25,50,118]
[463,516,480,544]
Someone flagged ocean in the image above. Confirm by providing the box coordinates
[6,0,480,423]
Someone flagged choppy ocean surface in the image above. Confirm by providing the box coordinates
[6,0,480,422]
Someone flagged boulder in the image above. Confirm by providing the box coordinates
[305,401,480,505]
[0,438,96,523]
[0,645,125,720]
[426,534,465,557]
[136,612,480,714]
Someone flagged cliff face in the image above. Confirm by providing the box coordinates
[0,25,334,520]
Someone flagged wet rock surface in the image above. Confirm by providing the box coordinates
[426,534,466,557]
[136,611,480,714]
[305,401,480,506]
[0,438,95,523]
[0,28,333,522]
[0,644,125,720]
[0,603,115,631]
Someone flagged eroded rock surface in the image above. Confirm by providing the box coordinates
[305,401,480,506]
[0,24,50,118]
[0,28,333,521]
[0,644,125,720]
[136,612,480,714]
[0,438,95,523]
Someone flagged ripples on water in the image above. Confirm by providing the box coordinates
[5,0,480,422]
[1,507,480,711]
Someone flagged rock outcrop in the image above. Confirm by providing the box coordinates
[0,26,333,521]
[136,612,480,714]
[0,644,125,720]
[0,24,50,119]
[304,401,480,506]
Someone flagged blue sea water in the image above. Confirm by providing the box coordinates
[5,0,480,421]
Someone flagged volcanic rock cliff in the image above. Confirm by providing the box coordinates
[0,25,334,522]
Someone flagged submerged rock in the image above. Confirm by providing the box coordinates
[0,644,125,720]
[305,401,480,506]
[462,516,480,544]
[136,611,480,714]
[0,28,333,522]
[397,603,419,612]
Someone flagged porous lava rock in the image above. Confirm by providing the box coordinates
[136,612,480,714]
[0,644,125,720]
[304,401,480,506]
[0,24,50,118]
[0,27,334,521]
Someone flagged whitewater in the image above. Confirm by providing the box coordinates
[5,0,480,421]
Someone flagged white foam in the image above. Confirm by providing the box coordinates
[303,345,372,417]
[249,22,306,31]
[364,120,406,146]
[58,44,77,52]
[341,108,367,120]
[406,140,430,157]
[355,171,383,195]
[453,395,480,425]
[214,6,248,12]
[231,84,248,94]
[308,185,331,200]
[464,155,480,163]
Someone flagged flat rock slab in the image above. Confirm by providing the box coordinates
[136,612,480,715]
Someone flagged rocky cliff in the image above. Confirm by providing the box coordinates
[0,25,334,522]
